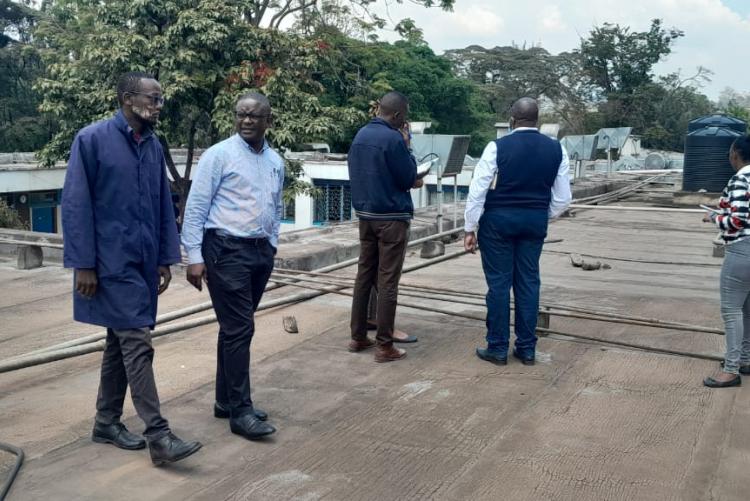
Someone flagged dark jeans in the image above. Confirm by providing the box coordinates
[478,208,548,356]
[203,230,274,418]
[351,219,410,346]
[95,327,170,439]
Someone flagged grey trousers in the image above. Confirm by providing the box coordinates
[95,327,170,439]
[720,238,750,374]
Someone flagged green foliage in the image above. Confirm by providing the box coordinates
[444,44,573,117]
[307,35,490,154]
[575,19,711,151]
[0,0,53,152]
[725,103,750,123]
[578,19,683,95]
[32,0,369,216]
[290,0,453,40]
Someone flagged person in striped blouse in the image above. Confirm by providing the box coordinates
[703,135,750,388]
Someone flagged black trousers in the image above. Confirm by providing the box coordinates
[203,230,275,418]
[95,327,170,439]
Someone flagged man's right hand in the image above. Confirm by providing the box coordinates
[75,269,98,298]
[186,263,207,291]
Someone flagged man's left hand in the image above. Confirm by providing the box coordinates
[158,266,172,295]
[464,231,477,254]
[412,178,424,189]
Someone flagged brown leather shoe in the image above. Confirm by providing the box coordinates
[349,338,375,352]
[374,344,407,363]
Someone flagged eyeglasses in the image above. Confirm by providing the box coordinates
[129,92,165,106]
[235,112,270,122]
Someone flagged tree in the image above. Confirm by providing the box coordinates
[576,19,712,151]
[636,71,713,150]
[444,44,572,117]
[718,87,750,122]
[249,0,454,31]
[33,0,364,220]
[300,32,491,155]
[578,19,683,96]
[0,0,53,152]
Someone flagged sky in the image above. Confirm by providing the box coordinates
[372,0,750,100]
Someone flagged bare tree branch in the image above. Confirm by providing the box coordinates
[270,0,318,29]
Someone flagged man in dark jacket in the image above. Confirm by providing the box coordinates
[347,91,421,362]
[62,71,202,465]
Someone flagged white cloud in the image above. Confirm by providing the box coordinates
[540,5,567,32]
[452,6,505,36]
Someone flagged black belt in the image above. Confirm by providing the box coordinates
[206,228,268,245]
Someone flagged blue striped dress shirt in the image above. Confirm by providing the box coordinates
[181,134,285,264]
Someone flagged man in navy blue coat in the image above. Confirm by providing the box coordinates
[62,71,201,466]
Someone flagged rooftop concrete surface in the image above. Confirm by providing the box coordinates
[1,201,747,500]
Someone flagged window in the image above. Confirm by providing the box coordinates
[313,180,352,224]
[426,184,469,206]
[282,198,295,222]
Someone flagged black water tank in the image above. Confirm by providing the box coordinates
[683,127,742,192]
[688,114,747,134]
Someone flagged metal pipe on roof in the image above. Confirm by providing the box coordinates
[569,204,705,213]
[0,247,471,373]
[273,267,724,335]
[229,276,726,363]
[25,226,468,357]
[270,271,723,336]
[0,238,64,250]
[572,175,666,205]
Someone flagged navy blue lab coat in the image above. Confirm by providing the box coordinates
[61,111,181,329]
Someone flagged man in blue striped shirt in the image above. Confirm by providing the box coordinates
[181,92,283,440]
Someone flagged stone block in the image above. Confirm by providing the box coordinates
[420,240,445,259]
[17,245,43,269]
[536,309,550,336]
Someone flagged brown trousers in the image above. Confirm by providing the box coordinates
[350,219,410,346]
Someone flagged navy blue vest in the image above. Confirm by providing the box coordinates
[484,129,562,211]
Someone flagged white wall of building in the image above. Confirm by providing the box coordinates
[0,166,66,193]
[2,154,476,234]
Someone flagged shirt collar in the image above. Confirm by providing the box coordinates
[114,110,153,140]
[371,117,397,130]
[234,133,269,154]
[510,127,539,133]
[738,164,750,176]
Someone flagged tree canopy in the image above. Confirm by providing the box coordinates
[0,0,52,152]
[1,4,732,177]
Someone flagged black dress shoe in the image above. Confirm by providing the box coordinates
[148,432,202,466]
[92,421,146,450]
[512,349,535,366]
[230,413,276,441]
[476,347,507,365]
[703,375,742,388]
[214,402,268,421]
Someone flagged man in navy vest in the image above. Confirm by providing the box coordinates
[464,97,571,365]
